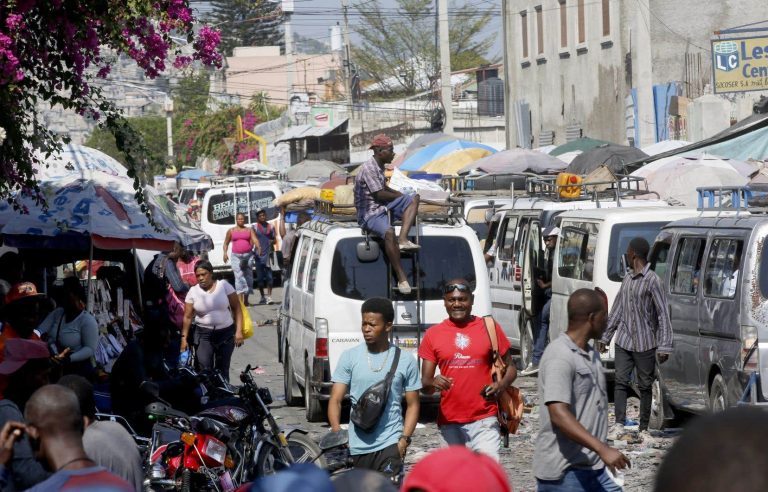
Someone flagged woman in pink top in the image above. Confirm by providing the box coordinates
[222,213,261,305]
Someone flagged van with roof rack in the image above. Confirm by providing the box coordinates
[645,187,768,428]
[278,200,491,421]
[484,173,669,369]
[200,175,287,274]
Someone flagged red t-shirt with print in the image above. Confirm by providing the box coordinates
[418,316,511,426]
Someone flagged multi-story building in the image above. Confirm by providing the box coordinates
[502,0,767,148]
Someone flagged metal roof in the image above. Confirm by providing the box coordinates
[276,118,349,143]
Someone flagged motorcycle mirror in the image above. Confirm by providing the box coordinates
[319,429,349,451]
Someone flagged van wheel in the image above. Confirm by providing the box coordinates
[648,378,665,430]
[709,374,727,413]
[518,318,534,370]
[304,360,325,422]
[283,349,302,406]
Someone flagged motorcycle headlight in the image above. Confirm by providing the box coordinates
[203,437,227,465]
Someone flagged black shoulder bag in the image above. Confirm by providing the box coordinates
[350,347,401,432]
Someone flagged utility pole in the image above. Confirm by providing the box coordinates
[284,1,294,96]
[342,0,353,118]
[438,0,453,133]
[164,95,174,167]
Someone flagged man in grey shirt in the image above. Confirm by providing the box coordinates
[534,289,630,491]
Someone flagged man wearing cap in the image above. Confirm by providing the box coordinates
[0,338,52,490]
[354,134,420,294]
[522,225,559,376]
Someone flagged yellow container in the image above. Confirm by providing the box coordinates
[320,188,335,202]
[556,173,583,199]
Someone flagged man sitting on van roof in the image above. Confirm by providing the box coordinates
[354,134,421,295]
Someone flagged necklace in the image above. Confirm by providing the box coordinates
[367,347,390,373]
[57,456,93,472]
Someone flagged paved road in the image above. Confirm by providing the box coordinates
[229,287,673,491]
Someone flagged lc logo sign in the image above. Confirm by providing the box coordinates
[714,41,739,72]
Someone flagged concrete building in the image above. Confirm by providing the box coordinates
[224,46,345,107]
[502,0,768,149]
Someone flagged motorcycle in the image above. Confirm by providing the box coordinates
[144,364,325,491]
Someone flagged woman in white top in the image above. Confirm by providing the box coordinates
[38,277,99,380]
[180,260,244,380]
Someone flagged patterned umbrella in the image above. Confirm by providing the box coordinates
[398,140,498,171]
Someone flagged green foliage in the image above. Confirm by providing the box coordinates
[173,71,211,115]
[85,116,169,177]
[208,0,284,57]
[352,0,494,95]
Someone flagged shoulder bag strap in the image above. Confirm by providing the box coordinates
[483,315,508,373]
[384,347,401,385]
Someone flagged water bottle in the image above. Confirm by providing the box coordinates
[179,350,190,367]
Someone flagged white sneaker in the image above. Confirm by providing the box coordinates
[399,240,420,251]
[265,296,274,305]
[520,363,539,376]
[608,423,625,441]
[397,281,412,294]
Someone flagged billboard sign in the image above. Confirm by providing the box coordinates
[712,36,768,93]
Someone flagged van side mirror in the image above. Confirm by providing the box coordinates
[357,239,380,262]
[485,209,494,223]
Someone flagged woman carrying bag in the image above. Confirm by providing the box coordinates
[222,213,260,307]
[180,260,244,381]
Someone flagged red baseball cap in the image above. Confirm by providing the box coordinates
[0,339,51,375]
[4,282,45,305]
[402,446,513,492]
[369,134,393,149]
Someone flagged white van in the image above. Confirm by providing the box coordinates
[200,177,286,273]
[279,214,491,421]
[550,207,702,368]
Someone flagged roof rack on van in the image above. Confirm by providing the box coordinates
[312,198,465,225]
[442,173,525,194]
[208,174,278,187]
[695,186,761,214]
[523,174,653,204]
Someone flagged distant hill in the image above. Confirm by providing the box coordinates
[294,33,329,55]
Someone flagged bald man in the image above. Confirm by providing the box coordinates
[0,385,133,491]
[534,289,630,491]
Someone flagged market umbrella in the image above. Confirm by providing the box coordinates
[177,169,215,181]
[285,159,346,181]
[632,153,758,179]
[398,140,497,171]
[549,137,612,157]
[644,165,748,206]
[555,151,582,164]
[419,148,493,175]
[0,174,212,252]
[391,132,455,167]
[566,144,649,174]
[34,144,129,180]
[641,140,691,156]
[458,148,568,175]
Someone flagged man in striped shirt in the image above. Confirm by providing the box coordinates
[598,237,672,442]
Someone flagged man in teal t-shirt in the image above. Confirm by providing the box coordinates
[328,297,421,484]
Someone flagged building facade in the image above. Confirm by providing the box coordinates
[502,0,768,149]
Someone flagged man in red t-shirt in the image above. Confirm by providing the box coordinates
[418,278,517,461]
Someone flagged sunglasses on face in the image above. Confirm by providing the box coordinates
[443,283,471,295]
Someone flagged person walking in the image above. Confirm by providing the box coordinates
[0,385,133,491]
[279,207,311,279]
[328,297,420,483]
[534,288,630,491]
[252,210,276,305]
[354,134,420,294]
[222,212,260,307]
[418,279,517,461]
[599,237,672,441]
[180,260,244,380]
[523,226,559,376]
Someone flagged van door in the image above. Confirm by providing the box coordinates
[665,236,706,410]
[490,214,520,344]
[288,236,312,375]
[699,236,743,410]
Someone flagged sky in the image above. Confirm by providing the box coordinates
[285,0,503,60]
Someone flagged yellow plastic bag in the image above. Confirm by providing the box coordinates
[240,299,254,339]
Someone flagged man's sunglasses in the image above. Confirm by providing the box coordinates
[443,283,471,295]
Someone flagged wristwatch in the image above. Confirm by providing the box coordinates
[399,434,412,445]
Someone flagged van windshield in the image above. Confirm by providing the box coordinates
[607,222,666,281]
[466,207,491,239]
[331,236,477,300]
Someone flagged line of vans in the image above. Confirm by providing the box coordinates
[200,177,286,274]
[279,213,490,421]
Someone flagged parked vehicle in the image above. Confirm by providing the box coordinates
[647,187,768,428]
[550,207,703,370]
[454,194,516,242]
[484,174,667,368]
[145,365,324,490]
[178,183,210,206]
[200,176,286,274]
[279,206,491,421]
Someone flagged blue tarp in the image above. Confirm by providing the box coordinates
[681,124,768,161]
[653,83,679,143]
